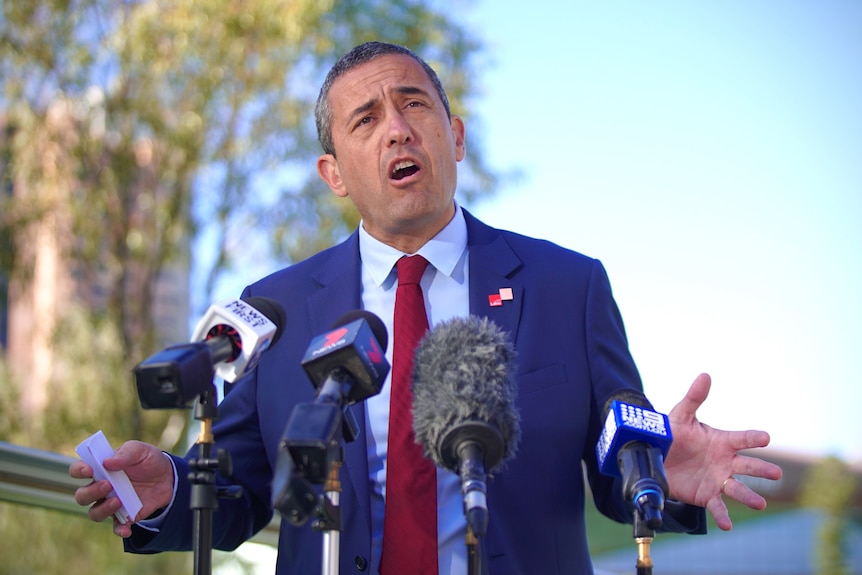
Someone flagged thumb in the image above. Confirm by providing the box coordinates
[669,372,711,423]
[102,440,149,473]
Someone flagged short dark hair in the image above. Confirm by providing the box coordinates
[314,42,452,157]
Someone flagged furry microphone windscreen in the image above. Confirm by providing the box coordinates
[411,315,521,474]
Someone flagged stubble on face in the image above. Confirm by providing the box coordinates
[318,55,465,253]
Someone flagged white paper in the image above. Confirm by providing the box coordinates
[75,430,143,524]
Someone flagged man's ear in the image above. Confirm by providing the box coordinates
[317,154,348,197]
[451,115,466,162]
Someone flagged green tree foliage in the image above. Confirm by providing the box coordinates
[0,1,494,572]
[800,455,858,575]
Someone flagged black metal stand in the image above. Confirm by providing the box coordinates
[274,404,353,575]
[466,525,483,575]
[187,387,241,575]
[618,444,668,575]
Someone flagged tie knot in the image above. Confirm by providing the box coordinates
[396,255,428,286]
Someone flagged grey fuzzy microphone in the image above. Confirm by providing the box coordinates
[412,315,521,537]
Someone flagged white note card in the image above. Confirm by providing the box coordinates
[75,430,143,524]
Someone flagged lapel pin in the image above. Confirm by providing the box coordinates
[489,288,514,307]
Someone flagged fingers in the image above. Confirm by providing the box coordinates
[729,429,771,452]
[74,479,136,536]
[75,478,136,536]
[71,461,128,527]
[705,495,732,531]
[733,453,783,482]
[89,495,125,523]
[724,476,767,510]
[69,460,93,480]
[707,472,780,531]
[73,478,116,520]
[80,487,122,524]
[73,476,110,507]
[113,518,134,538]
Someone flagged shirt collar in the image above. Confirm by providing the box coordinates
[359,202,468,287]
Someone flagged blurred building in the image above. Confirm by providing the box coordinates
[738,447,862,509]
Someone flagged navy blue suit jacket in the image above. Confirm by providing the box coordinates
[126,209,704,574]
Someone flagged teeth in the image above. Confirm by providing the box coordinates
[394,160,415,172]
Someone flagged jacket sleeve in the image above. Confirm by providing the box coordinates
[580,259,706,534]
[124,368,276,554]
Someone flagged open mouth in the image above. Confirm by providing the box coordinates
[391,160,420,181]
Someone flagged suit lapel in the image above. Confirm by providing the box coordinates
[464,210,524,345]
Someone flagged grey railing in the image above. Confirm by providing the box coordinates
[0,441,86,515]
[0,441,279,546]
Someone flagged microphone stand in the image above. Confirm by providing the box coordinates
[277,403,357,575]
[619,444,666,575]
[188,386,242,575]
[632,510,655,575]
[313,444,344,575]
[465,525,482,575]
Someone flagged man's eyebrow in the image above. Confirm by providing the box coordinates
[394,85,432,99]
[347,98,378,126]
[345,86,435,126]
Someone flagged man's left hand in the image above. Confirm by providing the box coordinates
[663,373,784,531]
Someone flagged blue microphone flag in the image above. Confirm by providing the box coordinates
[596,400,673,477]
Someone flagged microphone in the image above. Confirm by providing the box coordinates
[191,296,287,383]
[301,309,390,406]
[595,391,672,529]
[412,315,520,538]
[273,310,389,523]
[134,296,286,409]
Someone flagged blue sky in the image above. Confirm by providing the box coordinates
[211,2,860,572]
[204,2,861,463]
[464,1,861,461]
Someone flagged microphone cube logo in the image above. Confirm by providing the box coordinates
[191,299,278,383]
[301,318,390,403]
[225,299,273,331]
[619,404,669,437]
[310,327,350,357]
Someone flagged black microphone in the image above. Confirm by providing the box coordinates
[134,296,286,408]
[412,315,520,537]
[273,310,389,524]
[596,390,672,530]
[301,309,389,406]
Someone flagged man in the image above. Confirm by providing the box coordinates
[71,42,782,574]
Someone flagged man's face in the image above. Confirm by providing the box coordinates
[316,54,466,252]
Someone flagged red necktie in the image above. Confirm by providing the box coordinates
[381,255,438,575]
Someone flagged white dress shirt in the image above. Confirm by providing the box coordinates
[359,203,470,575]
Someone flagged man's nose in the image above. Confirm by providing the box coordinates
[386,112,413,146]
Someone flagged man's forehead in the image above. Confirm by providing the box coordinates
[330,54,434,102]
